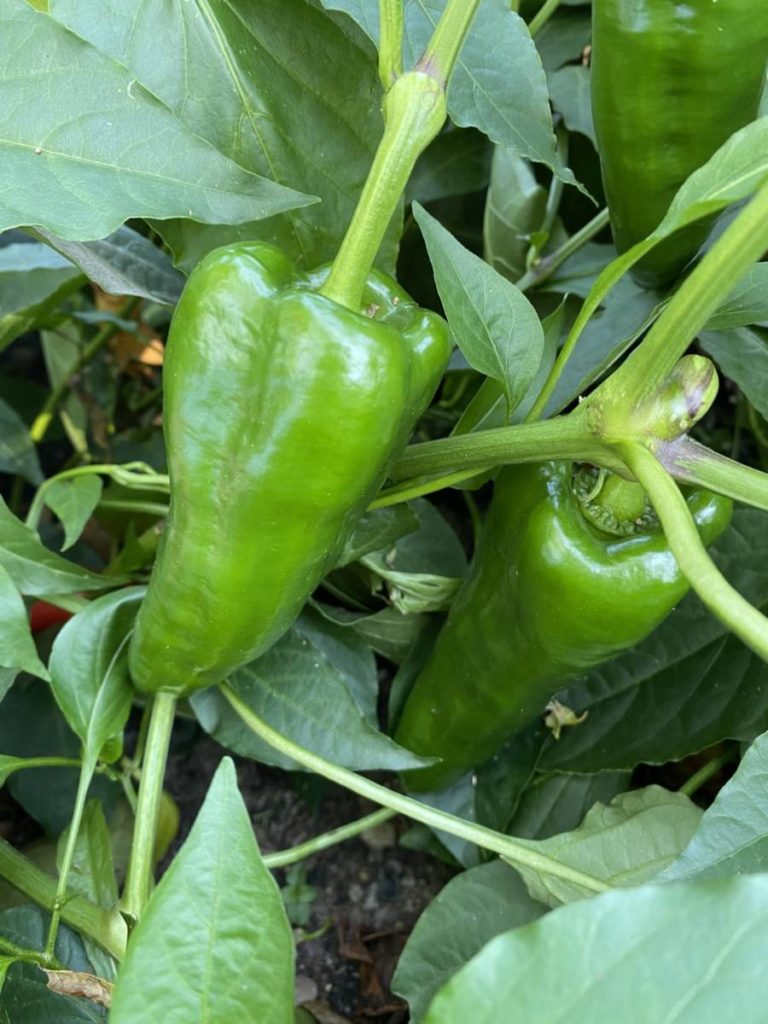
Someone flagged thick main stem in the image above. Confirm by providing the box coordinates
[222,685,609,896]
[121,691,176,922]
[389,411,623,482]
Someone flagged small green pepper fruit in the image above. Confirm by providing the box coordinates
[394,461,732,792]
[129,242,451,697]
[591,0,768,288]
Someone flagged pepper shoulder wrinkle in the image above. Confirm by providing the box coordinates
[129,242,451,697]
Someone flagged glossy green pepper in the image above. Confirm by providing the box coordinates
[129,242,450,697]
[591,0,768,289]
[395,461,732,791]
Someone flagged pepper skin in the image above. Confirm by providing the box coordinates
[591,0,768,288]
[129,242,450,697]
[395,462,732,791]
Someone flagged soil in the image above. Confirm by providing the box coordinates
[164,732,455,1023]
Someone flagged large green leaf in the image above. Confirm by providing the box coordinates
[51,0,397,272]
[542,508,768,773]
[392,861,545,1024]
[192,623,431,772]
[0,0,309,240]
[662,732,768,882]
[424,875,768,1023]
[414,203,543,416]
[110,759,294,1024]
[48,588,143,761]
[507,787,701,907]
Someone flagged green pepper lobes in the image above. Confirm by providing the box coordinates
[591,0,768,289]
[129,242,450,697]
[395,461,732,792]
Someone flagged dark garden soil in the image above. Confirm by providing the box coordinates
[164,732,455,1023]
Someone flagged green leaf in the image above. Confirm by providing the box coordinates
[704,263,768,330]
[0,959,14,996]
[43,477,102,552]
[0,497,114,597]
[414,203,544,416]
[34,227,185,307]
[547,65,594,145]
[0,679,120,835]
[662,732,768,882]
[192,625,432,772]
[506,770,630,840]
[314,602,429,663]
[51,0,396,274]
[361,500,467,613]
[483,147,547,283]
[424,875,768,1024]
[507,787,701,907]
[535,7,591,72]
[110,759,294,1024]
[392,861,545,1024]
[700,328,768,420]
[406,129,492,205]
[0,565,49,680]
[0,242,80,319]
[542,509,768,773]
[48,588,143,760]
[0,400,42,486]
[324,0,576,187]
[0,670,17,707]
[0,906,104,1022]
[57,800,118,909]
[40,324,89,454]
[336,505,420,568]
[0,0,310,241]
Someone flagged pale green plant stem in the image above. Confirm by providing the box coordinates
[621,441,768,661]
[378,0,404,88]
[263,808,396,869]
[529,0,563,36]
[121,692,177,922]
[657,436,768,513]
[222,684,609,895]
[45,756,97,956]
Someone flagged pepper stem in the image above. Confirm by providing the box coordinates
[121,691,176,922]
[595,473,647,524]
[320,0,482,311]
[621,442,768,661]
[320,72,446,311]
[221,684,610,896]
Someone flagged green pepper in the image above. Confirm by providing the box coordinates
[394,461,732,791]
[591,0,768,288]
[128,242,450,697]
